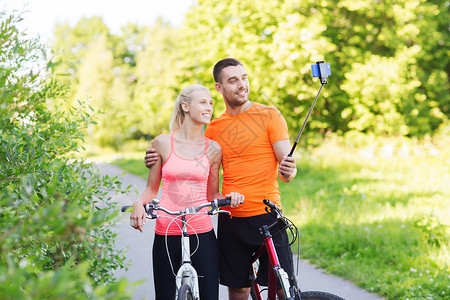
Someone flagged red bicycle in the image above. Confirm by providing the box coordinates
[250,199,345,300]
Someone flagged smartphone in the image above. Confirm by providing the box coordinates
[311,62,331,78]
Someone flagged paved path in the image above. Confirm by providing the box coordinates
[98,163,383,300]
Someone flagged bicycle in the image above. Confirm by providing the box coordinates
[122,198,231,300]
[249,199,345,300]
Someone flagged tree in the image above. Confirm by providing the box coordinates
[0,11,130,299]
[180,0,448,138]
[52,17,136,150]
[47,0,448,147]
[133,19,184,137]
[322,0,449,136]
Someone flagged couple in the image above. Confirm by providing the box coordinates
[130,58,297,300]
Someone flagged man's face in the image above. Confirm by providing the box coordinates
[215,65,250,109]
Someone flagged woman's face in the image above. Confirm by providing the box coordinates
[185,90,213,125]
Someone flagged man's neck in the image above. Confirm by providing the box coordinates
[226,101,253,116]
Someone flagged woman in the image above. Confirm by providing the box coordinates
[129,84,244,299]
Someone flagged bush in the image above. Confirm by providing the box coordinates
[0,12,131,299]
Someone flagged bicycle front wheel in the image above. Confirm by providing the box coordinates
[299,291,345,300]
[177,284,195,300]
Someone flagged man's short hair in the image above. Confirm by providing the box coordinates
[213,58,244,83]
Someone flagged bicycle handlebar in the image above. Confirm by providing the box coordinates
[263,199,278,211]
[263,199,293,233]
[121,198,232,218]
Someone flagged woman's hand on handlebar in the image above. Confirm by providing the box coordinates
[226,192,245,208]
[130,202,146,232]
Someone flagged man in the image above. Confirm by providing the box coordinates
[145,58,297,299]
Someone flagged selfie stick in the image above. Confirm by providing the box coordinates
[288,61,331,157]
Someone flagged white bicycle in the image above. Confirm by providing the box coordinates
[122,198,231,300]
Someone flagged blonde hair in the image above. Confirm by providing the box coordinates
[169,84,210,132]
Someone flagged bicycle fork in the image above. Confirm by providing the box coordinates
[175,231,200,299]
[252,225,292,300]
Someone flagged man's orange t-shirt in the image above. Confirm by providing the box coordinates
[204,102,289,217]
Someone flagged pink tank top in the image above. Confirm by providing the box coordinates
[155,133,213,235]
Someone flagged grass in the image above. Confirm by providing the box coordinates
[110,136,449,300]
[113,157,149,178]
[281,137,449,300]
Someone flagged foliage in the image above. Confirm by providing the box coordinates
[46,0,448,150]
[51,17,183,150]
[181,0,449,139]
[132,19,184,137]
[0,12,131,299]
[51,17,133,150]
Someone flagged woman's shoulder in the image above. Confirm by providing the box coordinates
[151,133,171,150]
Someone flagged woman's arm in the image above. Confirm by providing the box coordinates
[206,140,244,208]
[130,137,163,232]
[206,140,222,201]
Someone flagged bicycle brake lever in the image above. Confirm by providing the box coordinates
[265,206,279,219]
[144,204,157,219]
[209,210,231,216]
[207,206,219,215]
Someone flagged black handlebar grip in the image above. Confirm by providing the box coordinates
[263,199,277,210]
[121,205,132,212]
[216,199,232,207]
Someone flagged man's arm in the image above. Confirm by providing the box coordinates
[271,139,297,183]
[145,147,159,168]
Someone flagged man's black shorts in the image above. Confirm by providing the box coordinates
[218,213,295,288]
